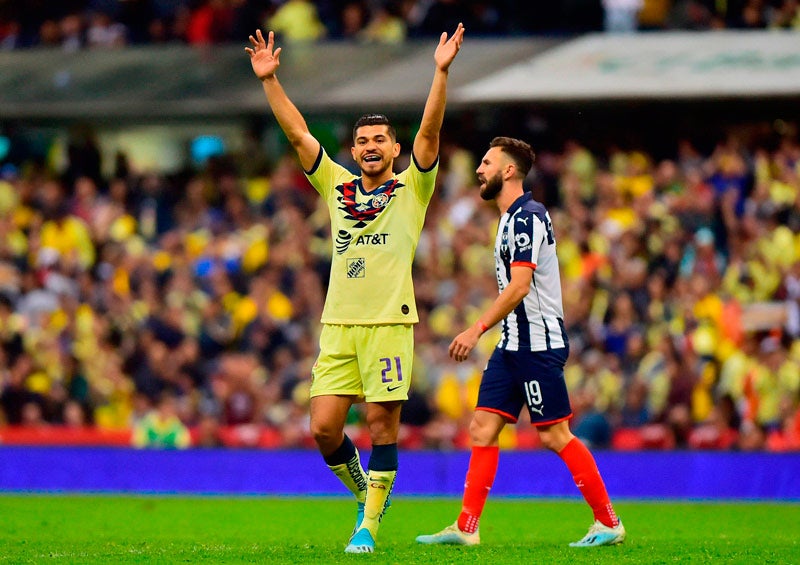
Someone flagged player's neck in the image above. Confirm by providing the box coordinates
[361,171,394,192]
[496,183,524,214]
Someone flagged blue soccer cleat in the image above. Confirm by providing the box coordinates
[415,522,480,546]
[350,495,391,536]
[350,502,365,539]
[345,528,375,553]
[569,520,626,547]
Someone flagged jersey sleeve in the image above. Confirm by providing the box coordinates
[403,152,439,205]
[509,210,539,270]
[304,148,353,199]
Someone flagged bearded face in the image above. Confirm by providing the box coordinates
[479,170,503,201]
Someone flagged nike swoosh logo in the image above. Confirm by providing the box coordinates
[386,384,403,392]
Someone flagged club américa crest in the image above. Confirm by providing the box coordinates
[336,178,402,228]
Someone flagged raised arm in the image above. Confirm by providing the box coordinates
[413,23,465,170]
[246,29,320,171]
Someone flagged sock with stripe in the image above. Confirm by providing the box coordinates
[324,435,368,503]
[457,445,499,534]
[557,437,619,528]
[360,443,398,538]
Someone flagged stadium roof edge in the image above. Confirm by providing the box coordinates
[1,31,797,120]
[0,38,556,120]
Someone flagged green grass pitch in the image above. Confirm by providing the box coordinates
[0,495,798,563]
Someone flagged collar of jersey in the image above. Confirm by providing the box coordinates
[356,176,397,196]
[507,192,533,215]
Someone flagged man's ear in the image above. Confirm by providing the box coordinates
[392,143,401,158]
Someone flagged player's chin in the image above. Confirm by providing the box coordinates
[361,162,388,175]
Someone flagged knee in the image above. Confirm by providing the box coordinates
[468,416,499,447]
[366,416,397,444]
[538,428,574,453]
[310,421,342,450]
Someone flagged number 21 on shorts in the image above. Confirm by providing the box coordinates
[380,357,403,383]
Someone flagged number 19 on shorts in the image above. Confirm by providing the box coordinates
[524,379,543,408]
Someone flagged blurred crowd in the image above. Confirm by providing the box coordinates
[0,114,798,452]
[2,0,800,51]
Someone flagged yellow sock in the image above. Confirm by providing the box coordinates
[360,470,396,538]
[328,452,368,503]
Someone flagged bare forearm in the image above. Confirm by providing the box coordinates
[449,278,528,362]
[418,68,449,141]
[413,24,463,168]
[474,281,529,333]
[413,68,448,168]
[261,76,320,169]
[261,76,310,147]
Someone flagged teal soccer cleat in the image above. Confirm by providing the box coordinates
[569,520,626,547]
[351,501,365,539]
[350,495,391,537]
[415,522,480,546]
[345,528,375,553]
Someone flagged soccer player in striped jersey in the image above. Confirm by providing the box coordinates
[416,137,625,548]
[247,24,465,554]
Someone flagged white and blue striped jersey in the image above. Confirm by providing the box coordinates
[494,193,568,352]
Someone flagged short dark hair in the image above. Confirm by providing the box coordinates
[353,114,396,142]
[489,136,535,178]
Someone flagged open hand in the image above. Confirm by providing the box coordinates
[246,29,282,81]
[434,22,465,72]
[448,325,480,362]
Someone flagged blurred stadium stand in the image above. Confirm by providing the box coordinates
[0,23,799,453]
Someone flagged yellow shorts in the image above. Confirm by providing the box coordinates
[311,324,413,403]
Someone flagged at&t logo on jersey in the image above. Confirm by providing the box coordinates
[335,231,390,254]
[335,230,352,254]
[356,233,389,246]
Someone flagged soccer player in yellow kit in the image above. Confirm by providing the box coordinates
[246,24,464,553]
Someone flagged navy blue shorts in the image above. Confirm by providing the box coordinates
[476,347,572,425]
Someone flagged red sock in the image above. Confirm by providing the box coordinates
[558,437,619,528]
[457,445,499,533]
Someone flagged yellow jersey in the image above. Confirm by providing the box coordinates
[305,148,438,325]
